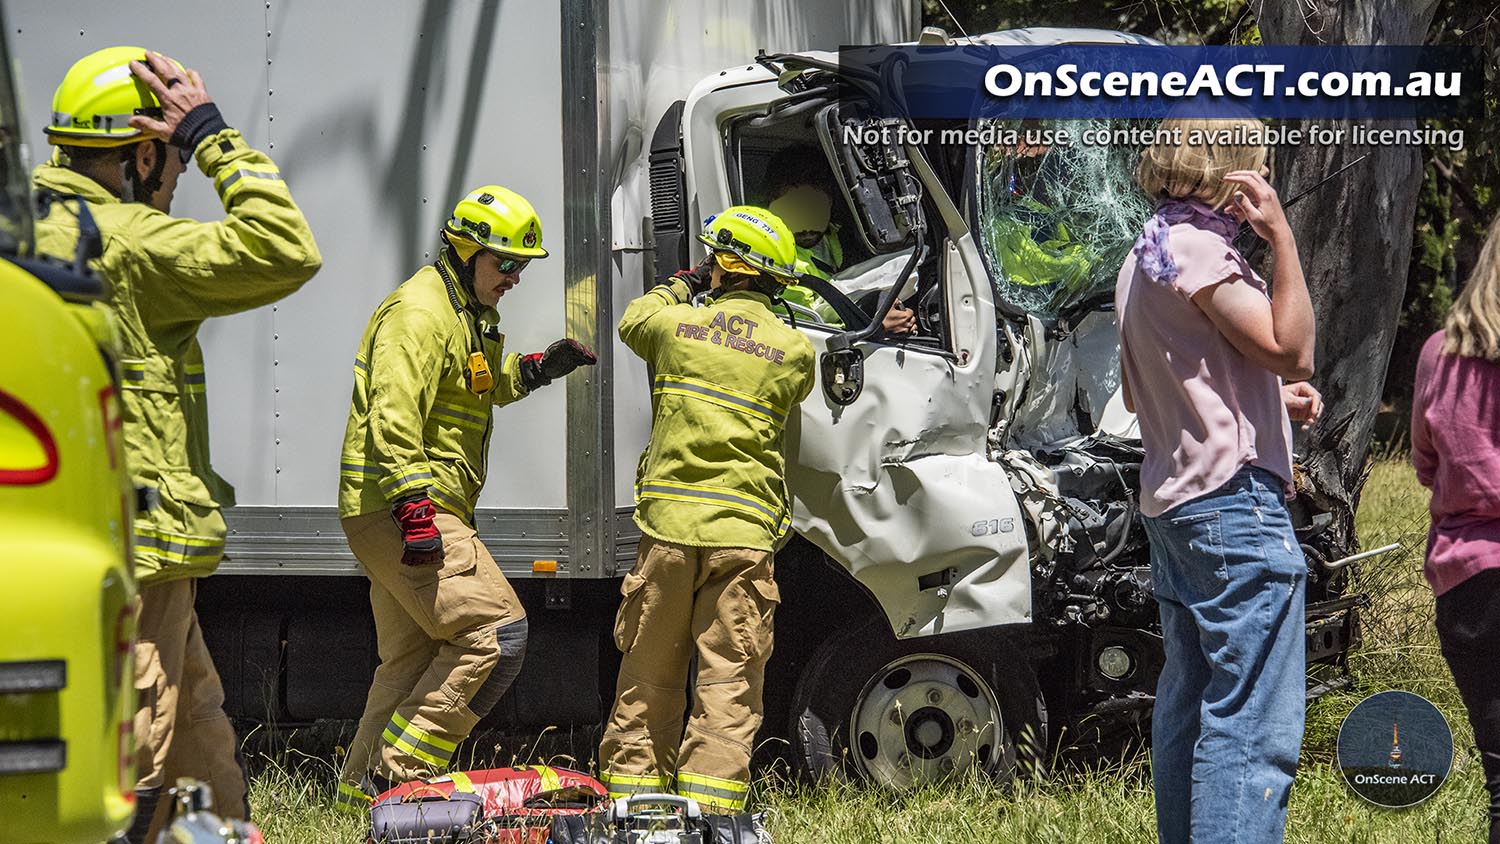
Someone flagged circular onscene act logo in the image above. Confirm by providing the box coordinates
[1336,690,1453,808]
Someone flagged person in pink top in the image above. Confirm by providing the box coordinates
[1411,215,1500,843]
[1116,116,1323,844]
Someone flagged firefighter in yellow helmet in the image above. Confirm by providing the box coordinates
[31,47,321,843]
[335,186,596,810]
[599,206,816,812]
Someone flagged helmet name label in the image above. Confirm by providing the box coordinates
[730,211,781,239]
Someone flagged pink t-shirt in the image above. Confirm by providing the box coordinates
[1411,330,1500,596]
[1115,221,1295,518]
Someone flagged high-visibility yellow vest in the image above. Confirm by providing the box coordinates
[782,227,844,325]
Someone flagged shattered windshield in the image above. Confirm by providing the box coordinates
[975,120,1150,319]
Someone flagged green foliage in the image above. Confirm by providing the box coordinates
[1383,1,1500,423]
[921,0,1255,44]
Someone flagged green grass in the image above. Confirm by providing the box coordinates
[246,459,1489,842]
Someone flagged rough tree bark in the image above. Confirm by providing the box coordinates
[1257,0,1441,556]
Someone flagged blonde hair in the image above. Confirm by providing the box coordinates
[1135,117,1269,210]
[1442,214,1500,361]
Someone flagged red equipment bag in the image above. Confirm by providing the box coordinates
[369,766,607,844]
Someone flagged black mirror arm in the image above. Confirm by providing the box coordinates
[826,228,925,353]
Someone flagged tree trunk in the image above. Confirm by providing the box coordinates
[1257,0,1441,556]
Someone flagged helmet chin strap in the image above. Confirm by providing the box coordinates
[445,244,481,305]
[118,140,167,205]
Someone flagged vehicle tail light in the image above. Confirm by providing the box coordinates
[112,598,138,702]
[98,385,122,471]
[119,720,134,801]
[0,389,59,485]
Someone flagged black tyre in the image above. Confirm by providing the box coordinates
[790,619,1046,787]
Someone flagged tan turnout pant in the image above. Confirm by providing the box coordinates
[599,536,779,812]
[336,509,527,809]
[133,579,248,840]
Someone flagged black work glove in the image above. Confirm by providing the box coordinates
[520,339,598,391]
[671,255,716,294]
[390,495,442,566]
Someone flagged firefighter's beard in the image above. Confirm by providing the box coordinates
[795,230,823,249]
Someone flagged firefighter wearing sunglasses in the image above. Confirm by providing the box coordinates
[32,46,323,843]
[335,185,595,809]
[599,206,816,812]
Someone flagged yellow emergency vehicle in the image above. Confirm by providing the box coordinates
[0,10,137,841]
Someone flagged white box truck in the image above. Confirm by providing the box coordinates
[11,1,1360,787]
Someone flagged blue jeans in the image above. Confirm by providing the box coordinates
[1144,466,1307,844]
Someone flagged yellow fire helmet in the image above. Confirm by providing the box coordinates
[443,185,548,261]
[697,205,799,284]
[45,46,186,147]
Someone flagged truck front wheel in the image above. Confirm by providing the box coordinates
[790,620,1045,788]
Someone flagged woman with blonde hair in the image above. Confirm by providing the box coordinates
[1116,116,1323,844]
[1412,215,1500,843]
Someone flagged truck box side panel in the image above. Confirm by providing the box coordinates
[13,0,275,498]
[17,0,916,577]
[264,2,570,510]
[16,2,571,515]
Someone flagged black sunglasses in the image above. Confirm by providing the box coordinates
[496,256,529,274]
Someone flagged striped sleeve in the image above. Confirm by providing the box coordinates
[135,128,321,319]
[618,278,691,361]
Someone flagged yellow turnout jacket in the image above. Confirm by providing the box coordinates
[620,277,816,551]
[339,252,531,525]
[33,129,321,583]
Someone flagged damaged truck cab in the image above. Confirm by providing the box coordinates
[652,29,1360,785]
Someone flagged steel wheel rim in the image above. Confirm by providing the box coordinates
[847,652,1002,787]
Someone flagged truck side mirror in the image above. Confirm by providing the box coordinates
[646,101,689,290]
[820,346,864,406]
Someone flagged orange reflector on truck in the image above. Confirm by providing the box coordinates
[532,560,558,574]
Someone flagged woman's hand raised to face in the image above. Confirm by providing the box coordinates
[1223,170,1292,247]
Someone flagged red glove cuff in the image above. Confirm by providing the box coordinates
[392,497,440,546]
